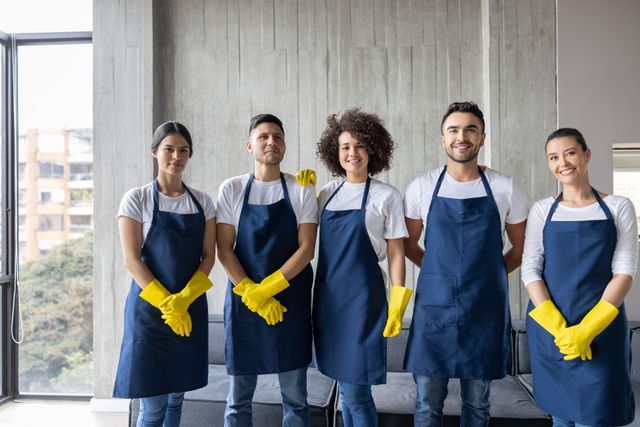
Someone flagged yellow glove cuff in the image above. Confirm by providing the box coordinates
[262,270,290,294]
[185,270,213,294]
[139,279,171,308]
[389,285,413,313]
[233,277,255,296]
[529,299,567,338]
[583,299,619,333]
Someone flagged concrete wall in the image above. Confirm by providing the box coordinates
[557,0,640,318]
[93,0,557,398]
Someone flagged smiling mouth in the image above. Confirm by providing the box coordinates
[559,168,575,175]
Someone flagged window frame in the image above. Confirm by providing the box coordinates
[0,30,92,402]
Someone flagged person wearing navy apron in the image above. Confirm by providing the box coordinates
[216,114,318,427]
[523,128,637,427]
[298,109,411,427]
[403,102,529,426]
[113,121,216,427]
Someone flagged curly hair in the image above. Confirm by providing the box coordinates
[317,108,395,177]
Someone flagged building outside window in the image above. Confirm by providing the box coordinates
[613,145,640,237]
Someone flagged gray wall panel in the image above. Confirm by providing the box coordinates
[94,0,557,398]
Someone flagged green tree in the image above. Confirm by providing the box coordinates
[19,232,93,393]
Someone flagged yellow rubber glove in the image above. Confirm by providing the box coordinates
[140,279,191,336]
[241,270,290,312]
[555,299,619,361]
[159,270,213,317]
[528,300,568,338]
[162,311,193,337]
[295,169,316,187]
[233,277,288,325]
[139,279,171,307]
[383,285,413,337]
[529,299,582,360]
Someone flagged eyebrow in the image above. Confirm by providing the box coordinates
[163,143,190,149]
[547,147,576,156]
[446,124,479,131]
[258,130,283,136]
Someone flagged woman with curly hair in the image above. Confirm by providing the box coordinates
[311,108,412,426]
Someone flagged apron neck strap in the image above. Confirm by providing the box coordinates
[434,166,489,197]
[152,179,160,216]
[547,187,613,222]
[360,177,372,210]
[244,173,289,205]
[324,180,346,210]
[593,188,614,221]
[152,179,203,215]
[323,177,371,213]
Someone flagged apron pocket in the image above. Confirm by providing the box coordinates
[417,273,457,327]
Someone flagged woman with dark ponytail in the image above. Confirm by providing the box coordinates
[113,121,216,427]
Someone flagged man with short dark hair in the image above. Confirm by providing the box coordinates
[216,114,317,426]
[403,102,529,426]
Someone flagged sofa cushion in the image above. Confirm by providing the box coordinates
[334,375,550,426]
[632,328,640,382]
[208,314,226,365]
[130,365,335,427]
[512,319,530,375]
[386,327,410,372]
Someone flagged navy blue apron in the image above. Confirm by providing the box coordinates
[313,178,388,385]
[114,180,208,398]
[526,189,634,426]
[404,167,510,379]
[224,174,313,375]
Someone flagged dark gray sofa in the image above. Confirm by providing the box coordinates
[334,323,551,426]
[129,314,336,426]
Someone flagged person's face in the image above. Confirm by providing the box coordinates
[338,131,369,179]
[440,112,485,164]
[153,133,190,176]
[545,136,590,185]
[246,122,286,165]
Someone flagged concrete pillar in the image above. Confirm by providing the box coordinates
[93,0,154,399]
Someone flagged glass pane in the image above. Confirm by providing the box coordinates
[614,169,640,234]
[17,43,93,395]
[0,0,92,33]
[1,43,5,274]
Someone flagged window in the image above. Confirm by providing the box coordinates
[38,214,64,231]
[69,163,92,181]
[0,33,5,275]
[70,215,92,233]
[69,188,92,207]
[38,188,64,204]
[18,163,25,181]
[15,39,93,396]
[38,161,64,179]
[613,145,640,236]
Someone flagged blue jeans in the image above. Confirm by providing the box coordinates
[224,367,309,427]
[137,392,185,427]
[413,375,491,427]
[338,382,378,427]
[551,416,591,427]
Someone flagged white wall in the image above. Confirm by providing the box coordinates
[557,0,640,319]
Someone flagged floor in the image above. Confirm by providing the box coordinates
[0,400,128,426]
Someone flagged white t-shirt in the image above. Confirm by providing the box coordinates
[318,179,409,262]
[521,195,639,286]
[117,182,216,241]
[404,166,529,239]
[216,173,318,230]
